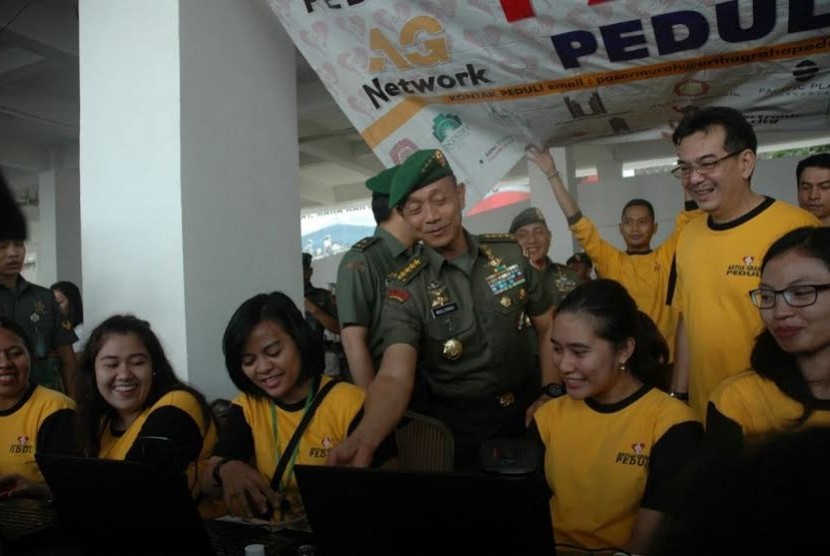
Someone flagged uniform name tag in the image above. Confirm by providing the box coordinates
[431,302,458,318]
[485,263,525,296]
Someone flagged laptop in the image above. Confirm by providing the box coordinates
[35,453,314,556]
[294,464,556,555]
[0,495,58,548]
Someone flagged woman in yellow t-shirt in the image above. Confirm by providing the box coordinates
[201,292,380,525]
[0,316,75,499]
[532,280,702,555]
[74,315,217,512]
[708,226,830,450]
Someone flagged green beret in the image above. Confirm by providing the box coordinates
[365,165,399,195]
[389,149,454,208]
[509,207,547,234]
[302,252,312,269]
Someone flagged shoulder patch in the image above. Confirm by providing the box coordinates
[351,236,380,251]
[387,288,411,303]
[479,233,517,243]
[391,256,427,284]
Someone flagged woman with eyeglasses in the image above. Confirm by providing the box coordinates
[707,226,830,451]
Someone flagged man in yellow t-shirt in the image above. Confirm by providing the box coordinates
[527,146,699,362]
[669,106,819,419]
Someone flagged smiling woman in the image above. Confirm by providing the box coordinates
[0,316,75,500]
[201,291,388,525]
[74,315,218,515]
[531,279,702,555]
[707,226,830,452]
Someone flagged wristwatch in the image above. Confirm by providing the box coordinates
[542,383,565,399]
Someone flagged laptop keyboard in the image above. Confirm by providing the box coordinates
[205,519,315,556]
[0,499,56,540]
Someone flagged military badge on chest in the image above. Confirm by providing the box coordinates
[30,301,47,324]
[481,245,526,308]
[428,280,463,361]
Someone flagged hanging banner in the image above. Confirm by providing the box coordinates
[266,0,830,202]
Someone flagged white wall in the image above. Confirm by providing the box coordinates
[80,0,302,400]
[79,0,188,373]
[179,0,302,398]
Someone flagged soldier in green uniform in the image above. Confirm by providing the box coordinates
[302,252,339,343]
[509,207,581,307]
[302,252,341,375]
[0,239,77,395]
[328,149,558,470]
[336,165,418,388]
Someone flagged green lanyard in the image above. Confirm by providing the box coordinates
[269,385,314,521]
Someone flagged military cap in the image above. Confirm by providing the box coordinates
[389,149,454,208]
[509,207,548,234]
[567,252,593,269]
[365,165,399,195]
[302,252,313,269]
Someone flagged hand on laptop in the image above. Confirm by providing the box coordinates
[217,460,280,520]
[325,435,374,468]
[0,473,51,500]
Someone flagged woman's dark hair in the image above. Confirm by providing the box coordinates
[50,281,84,327]
[222,291,324,398]
[75,314,213,457]
[751,226,829,425]
[556,279,669,385]
[0,315,35,357]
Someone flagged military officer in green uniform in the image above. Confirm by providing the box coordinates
[0,239,77,395]
[509,207,582,307]
[336,165,419,388]
[328,149,557,470]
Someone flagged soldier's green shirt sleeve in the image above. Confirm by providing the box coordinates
[336,251,375,328]
[378,281,423,349]
[523,255,552,317]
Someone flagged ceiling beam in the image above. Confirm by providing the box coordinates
[2,4,79,58]
[299,136,382,176]
[299,177,337,206]
[0,136,50,171]
[0,88,78,131]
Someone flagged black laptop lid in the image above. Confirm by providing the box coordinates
[35,453,215,556]
[294,464,556,556]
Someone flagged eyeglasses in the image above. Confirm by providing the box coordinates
[670,151,741,179]
[748,284,830,309]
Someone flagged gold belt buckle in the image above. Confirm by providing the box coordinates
[498,393,515,408]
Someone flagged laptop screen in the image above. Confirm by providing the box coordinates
[35,453,215,555]
[295,464,556,555]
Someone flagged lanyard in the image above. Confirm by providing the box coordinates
[269,384,314,520]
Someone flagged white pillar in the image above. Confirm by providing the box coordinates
[527,146,579,265]
[38,168,82,288]
[79,0,302,400]
[36,171,57,287]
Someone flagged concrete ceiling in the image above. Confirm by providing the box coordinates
[0,0,387,211]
